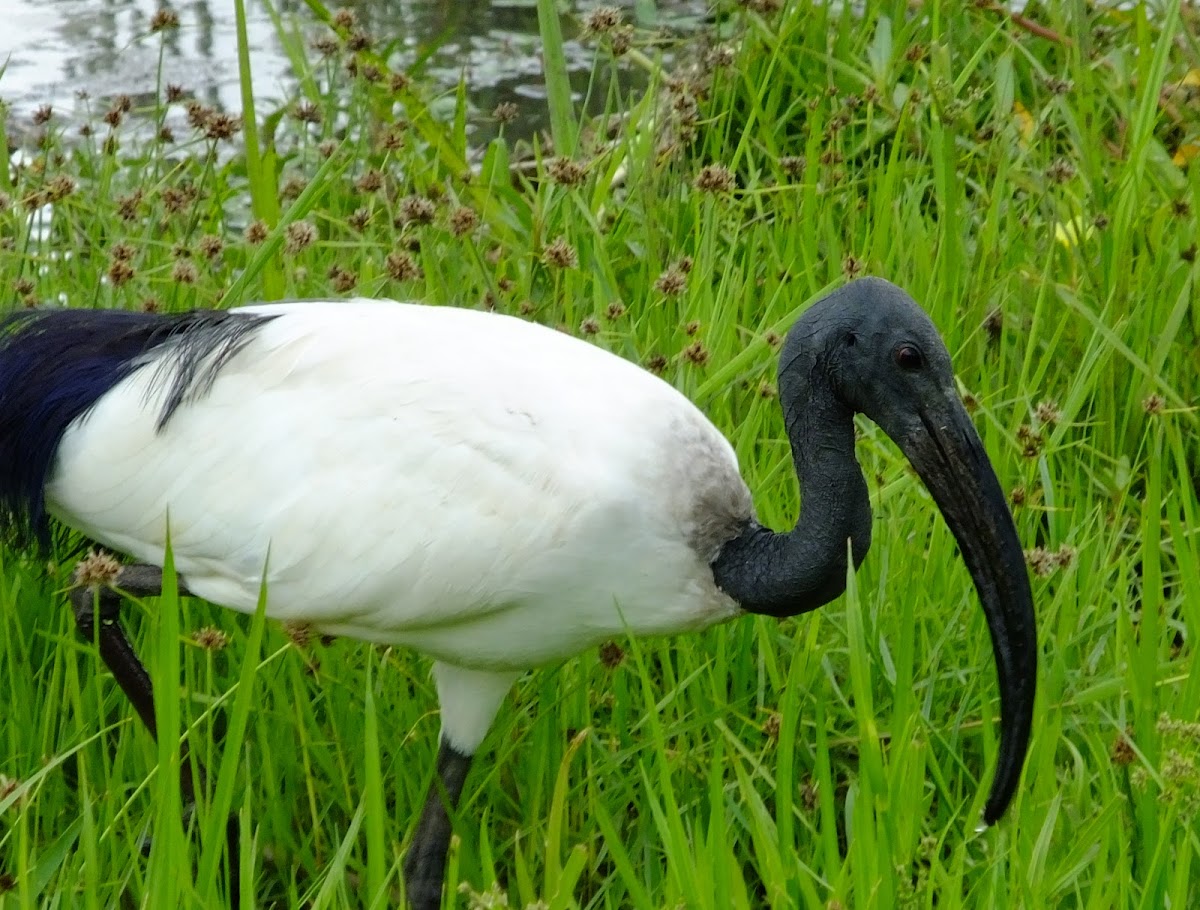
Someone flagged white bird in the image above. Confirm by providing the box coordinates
[0,278,1036,909]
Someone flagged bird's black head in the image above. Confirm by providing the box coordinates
[780,276,1037,829]
[780,277,957,437]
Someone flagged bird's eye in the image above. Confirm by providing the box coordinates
[845,332,857,347]
[894,344,924,371]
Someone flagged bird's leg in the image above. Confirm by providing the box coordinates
[70,561,239,899]
[70,564,180,743]
[403,663,517,910]
[403,739,473,910]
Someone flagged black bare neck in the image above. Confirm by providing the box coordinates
[711,371,871,617]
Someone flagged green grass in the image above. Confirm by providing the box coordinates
[1,0,1199,907]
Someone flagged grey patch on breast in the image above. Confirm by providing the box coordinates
[659,411,754,562]
[688,480,753,562]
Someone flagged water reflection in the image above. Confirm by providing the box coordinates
[2,0,704,143]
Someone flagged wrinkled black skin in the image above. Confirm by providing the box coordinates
[712,277,1037,825]
[404,741,473,910]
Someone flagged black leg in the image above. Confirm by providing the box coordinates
[403,739,473,910]
[71,560,239,902]
[71,565,182,741]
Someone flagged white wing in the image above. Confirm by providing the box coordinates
[47,302,750,668]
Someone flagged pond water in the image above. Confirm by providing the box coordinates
[1,0,706,143]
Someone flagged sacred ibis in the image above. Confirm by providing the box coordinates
[0,277,1036,908]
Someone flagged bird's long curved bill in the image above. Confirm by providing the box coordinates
[903,398,1036,825]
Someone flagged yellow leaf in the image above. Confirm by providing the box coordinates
[1054,216,1093,248]
[1012,101,1035,144]
[1173,143,1200,166]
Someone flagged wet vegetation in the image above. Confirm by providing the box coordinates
[1,0,1199,907]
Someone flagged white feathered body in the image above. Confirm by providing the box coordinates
[47,302,751,671]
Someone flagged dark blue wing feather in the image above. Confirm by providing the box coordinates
[0,308,274,549]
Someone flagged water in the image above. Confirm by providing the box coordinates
[1,0,706,145]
